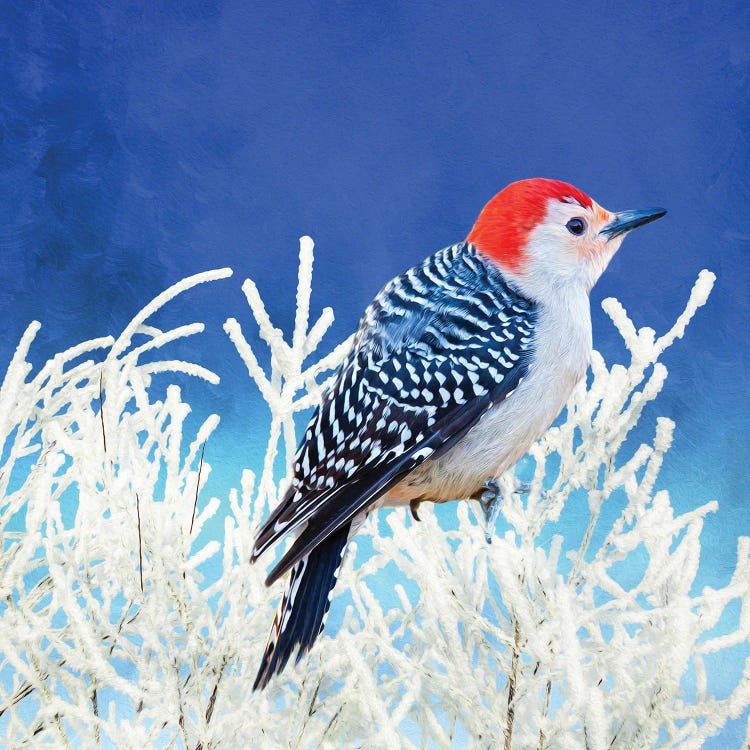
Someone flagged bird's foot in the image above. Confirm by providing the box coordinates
[478,478,533,543]
[409,499,421,522]
[479,478,503,543]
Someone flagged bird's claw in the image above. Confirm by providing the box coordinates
[479,478,502,543]
[479,479,533,542]
[409,499,421,522]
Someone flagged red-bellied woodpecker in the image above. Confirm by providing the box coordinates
[251,178,666,689]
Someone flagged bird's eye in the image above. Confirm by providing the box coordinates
[566,217,587,235]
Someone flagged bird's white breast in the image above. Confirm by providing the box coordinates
[387,287,592,503]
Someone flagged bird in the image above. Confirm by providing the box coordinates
[250,178,665,689]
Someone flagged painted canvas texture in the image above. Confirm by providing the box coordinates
[1,2,748,748]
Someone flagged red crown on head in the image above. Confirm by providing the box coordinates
[467,178,593,272]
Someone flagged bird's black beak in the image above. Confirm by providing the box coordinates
[600,208,667,241]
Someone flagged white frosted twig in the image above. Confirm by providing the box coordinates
[240,279,287,359]
[138,361,220,385]
[303,307,335,357]
[109,268,233,359]
[292,236,315,356]
[223,318,278,409]
[654,269,716,353]
[125,323,207,361]
[0,321,41,404]
[225,237,351,505]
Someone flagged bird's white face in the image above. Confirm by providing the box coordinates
[516,197,666,303]
[521,197,621,298]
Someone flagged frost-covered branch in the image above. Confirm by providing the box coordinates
[224,236,352,514]
[1,242,746,749]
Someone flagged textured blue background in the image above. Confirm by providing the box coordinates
[1,1,748,745]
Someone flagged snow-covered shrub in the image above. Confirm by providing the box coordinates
[0,238,747,749]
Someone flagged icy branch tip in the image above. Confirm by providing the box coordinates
[299,236,314,255]
[600,297,636,345]
[654,269,716,352]
[654,417,675,452]
[11,321,42,357]
[693,269,716,308]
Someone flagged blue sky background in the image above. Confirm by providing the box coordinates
[1,1,748,745]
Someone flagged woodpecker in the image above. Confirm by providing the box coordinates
[251,178,665,689]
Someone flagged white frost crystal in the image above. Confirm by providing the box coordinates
[0,242,746,749]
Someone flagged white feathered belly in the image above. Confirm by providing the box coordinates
[386,295,592,504]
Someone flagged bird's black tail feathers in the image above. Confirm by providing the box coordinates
[253,522,350,690]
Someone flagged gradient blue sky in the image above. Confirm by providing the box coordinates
[1,1,748,744]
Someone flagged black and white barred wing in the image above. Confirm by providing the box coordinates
[251,244,536,689]
[252,243,537,585]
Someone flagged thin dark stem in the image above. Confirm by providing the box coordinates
[30,713,62,739]
[205,670,223,725]
[107,601,136,657]
[0,682,35,718]
[175,660,189,750]
[136,493,144,593]
[504,619,521,750]
[319,706,342,744]
[190,443,206,535]
[538,679,551,749]
[179,710,187,748]
[194,658,228,750]
[307,680,321,718]
[92,686,100,746]
[99,373,107,454]
[0,659,68,719]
